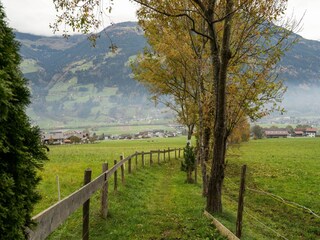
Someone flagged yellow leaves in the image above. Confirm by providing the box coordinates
[134,0,291,135]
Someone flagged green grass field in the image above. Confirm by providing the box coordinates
[221,137,320,240]
[35,137,320,239]
[35,137,187,213]
[36,137,225,239]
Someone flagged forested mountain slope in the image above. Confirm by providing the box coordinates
[16,22,320,128]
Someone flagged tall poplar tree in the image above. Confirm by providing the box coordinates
[0,3,47,239]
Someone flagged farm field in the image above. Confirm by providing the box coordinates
[35,137,225,239]
[34,137,320,239]
[221,137,320,239]
[35,137,187,214]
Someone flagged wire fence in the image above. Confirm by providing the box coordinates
[217,169,320,240]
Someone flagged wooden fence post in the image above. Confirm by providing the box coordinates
[56,175,61,201]
[83,169,92,240]
[114,160,118,191]
[142,151,145,167]
[158,149,160,164]
[168,147,171,161]
[100,163,108,219]
[128,157,132,174]
[178,148,181,158]
[175,148,177,159]
[194,156,198,183]
[163,149,166,162]
[120,155,125,184]
[135,151,138,169]
[236,164,247,238]
[150,151,153,165]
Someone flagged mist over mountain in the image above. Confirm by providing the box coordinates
[15,22,320,128]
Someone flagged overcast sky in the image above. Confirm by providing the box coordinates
[1,0,319,41]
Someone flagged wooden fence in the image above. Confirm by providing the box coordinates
[27,148,182,240]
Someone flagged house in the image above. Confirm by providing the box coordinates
[294,128,317,137]
[41,130,89,144]
[264,130,289,138]
[305,128,317,137]
[294,130,304,137]
[41,131,65,144]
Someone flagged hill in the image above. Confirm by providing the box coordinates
[17,22,172,129]
[15,22,320,128]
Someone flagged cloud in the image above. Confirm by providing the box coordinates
[2,0,320,40]
[2,0,138,36]
[286,0,320,40]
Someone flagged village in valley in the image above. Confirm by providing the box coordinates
[41,123,319,145]
[41,126,185,145]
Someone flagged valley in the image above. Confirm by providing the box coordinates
[16,22,320,129]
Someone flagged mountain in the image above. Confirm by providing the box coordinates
[17,22,172,129]
[15,22,320,128]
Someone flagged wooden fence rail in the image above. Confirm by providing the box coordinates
[28,147,182,240]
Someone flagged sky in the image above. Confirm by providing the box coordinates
[1,0,320,41]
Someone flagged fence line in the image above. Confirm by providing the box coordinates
[224,175,319,239]
[243,208,289,240]
[224,177,320,219]
[246,187,320,219]
[28,147,182,240]
[223,193,289,240]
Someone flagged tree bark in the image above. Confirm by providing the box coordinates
[206,0,234,213]
[201,126,211,196]
[187,124,194,143]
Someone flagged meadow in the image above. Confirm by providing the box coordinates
[35,137,187,214]
[35,137,224,239]
[221,137,320,239]
[35,137,320,239]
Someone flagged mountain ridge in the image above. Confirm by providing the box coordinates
[15,21,320,128]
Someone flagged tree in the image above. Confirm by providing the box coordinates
[251,125,264,139]
[228,117,250,144]
[131,14,204,142]
[131,0,294,213]
[51,0,297,213]
[0,4,47,239]
[285,125,294,135]
[181,144,196,183]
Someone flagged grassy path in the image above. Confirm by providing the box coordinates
[49,160,224,239]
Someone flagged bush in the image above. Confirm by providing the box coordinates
[181,144,196,183]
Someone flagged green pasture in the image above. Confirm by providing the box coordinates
[35,136,226,239]
[220,137,320,240]
[35,137,187,214]
[35,137,320,239]
[20,59,39,74]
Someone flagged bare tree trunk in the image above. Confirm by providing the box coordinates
[197,79,208,196]
[187,170,193,183]
[202,126,211,196]
[187,124,194,143]
[206,0,234,213]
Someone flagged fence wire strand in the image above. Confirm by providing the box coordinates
[242,208,289,240]
[224,177,320,219]
[223,194,289,240]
